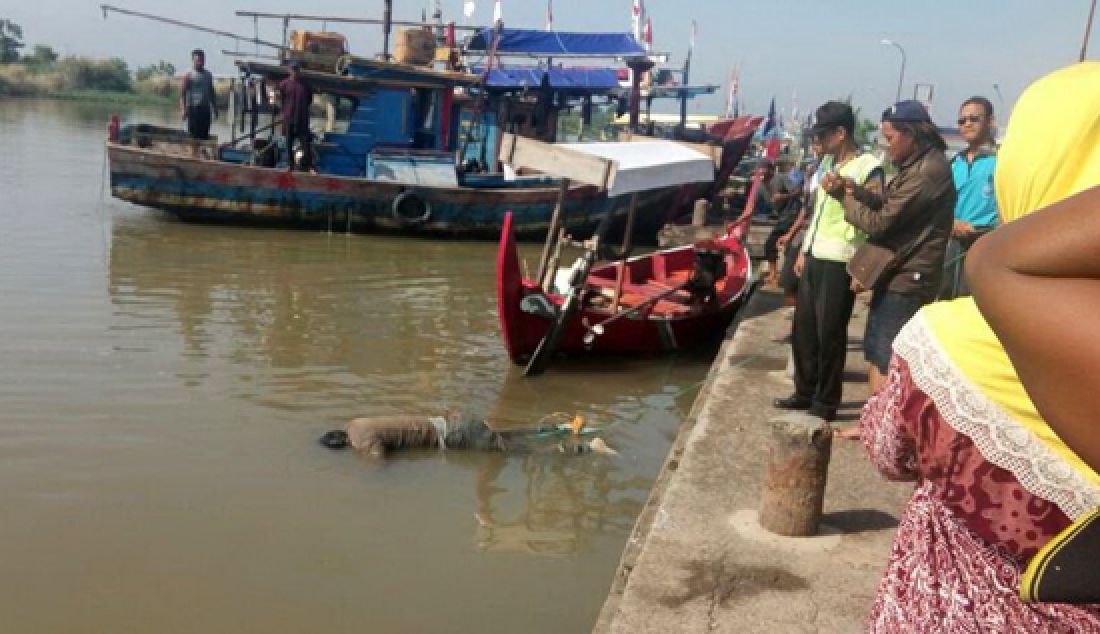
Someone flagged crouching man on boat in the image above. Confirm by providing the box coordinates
[277,61,315,173]
[319,414,617,459]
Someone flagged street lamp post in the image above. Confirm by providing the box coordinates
[992,83,1006,113]
[881,39,906,104]
[1083,0,1097,62]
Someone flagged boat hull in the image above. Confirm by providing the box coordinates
[107,143,703,241]
[496,212,751,361]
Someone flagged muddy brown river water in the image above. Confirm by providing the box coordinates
[0,99,716,633]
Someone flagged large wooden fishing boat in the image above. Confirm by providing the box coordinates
[102,8,754,241]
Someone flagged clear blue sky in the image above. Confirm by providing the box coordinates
[5,0,1096,124]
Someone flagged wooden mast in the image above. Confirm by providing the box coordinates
[610,193,639,314]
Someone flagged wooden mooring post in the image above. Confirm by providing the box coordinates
[692,198,709,226]
[758,413,833,537]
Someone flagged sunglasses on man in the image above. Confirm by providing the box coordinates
[957,114,985,126]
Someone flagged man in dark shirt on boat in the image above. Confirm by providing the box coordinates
[180,49,217,141]
[278,61,315,172]
[318,414,617,459]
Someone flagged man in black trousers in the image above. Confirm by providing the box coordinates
[773,102,884,421]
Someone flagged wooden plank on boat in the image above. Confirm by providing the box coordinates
[499,133,616,191]
[499,133,714,198]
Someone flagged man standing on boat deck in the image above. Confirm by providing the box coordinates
[278,61,315,172]
[180,49,217,141]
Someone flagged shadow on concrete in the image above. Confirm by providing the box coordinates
[842,370,869,383]
[821,509,899,535]
[743,289,787,320]
[833,399,867,423]
[727,354,786,372]
[659,559,809,609]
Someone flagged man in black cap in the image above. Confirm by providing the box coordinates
[827,99,954,404]
[773,101,884,421]
[278,61,315,172]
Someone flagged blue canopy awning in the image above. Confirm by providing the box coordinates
[467,28,646,57]
[472,66,623,91]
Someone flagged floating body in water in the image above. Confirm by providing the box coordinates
[320,414,616,459]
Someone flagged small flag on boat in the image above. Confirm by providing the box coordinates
[725,66,739,118]
[763,96,777,136]
[643,16,653,49]
[689,20,697,51]
[632,0,645,41]
[493,0,503,24]
[546,0,553,30]
[463,0,476,19]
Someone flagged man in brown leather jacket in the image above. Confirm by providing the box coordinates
[825,100,955,396]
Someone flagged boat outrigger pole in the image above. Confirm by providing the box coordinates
[233,11,481,32]
[99,5,288,52]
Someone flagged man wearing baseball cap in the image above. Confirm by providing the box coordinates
[774,101,884,421]
[826,99,954,402]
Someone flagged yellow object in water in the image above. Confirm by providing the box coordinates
[569,414,587,435]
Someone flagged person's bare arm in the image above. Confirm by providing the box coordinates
[777,207,807,250]
[967,185,1100,472]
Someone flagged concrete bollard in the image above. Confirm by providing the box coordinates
[758,413,833,537]
[692,199,710,226]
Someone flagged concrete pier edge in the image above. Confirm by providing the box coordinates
[592,253,910,633]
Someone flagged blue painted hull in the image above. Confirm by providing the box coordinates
[107,143,702,241]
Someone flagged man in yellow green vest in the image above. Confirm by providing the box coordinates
[774,101,884,421]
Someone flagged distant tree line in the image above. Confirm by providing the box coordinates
[0,18,178,99]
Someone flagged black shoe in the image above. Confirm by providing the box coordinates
[808,405,837,422]
[773,395,812,410]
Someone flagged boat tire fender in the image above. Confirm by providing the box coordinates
[392,190,432,225]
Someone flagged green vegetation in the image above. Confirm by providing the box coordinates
[0,18,178,104]
[135,60,175,82]
[0,19,23,63]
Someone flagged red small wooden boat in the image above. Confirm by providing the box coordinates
[497,213,751,363]
[493,134,753,374]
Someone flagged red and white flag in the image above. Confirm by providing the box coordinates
[643,16,653,50]
[631,0,645,41]
[725,66,740,118]
[546,0,553,31]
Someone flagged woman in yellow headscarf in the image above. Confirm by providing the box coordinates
[857,62,1100,632]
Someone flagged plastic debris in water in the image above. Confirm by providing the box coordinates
[569,414,586,435]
